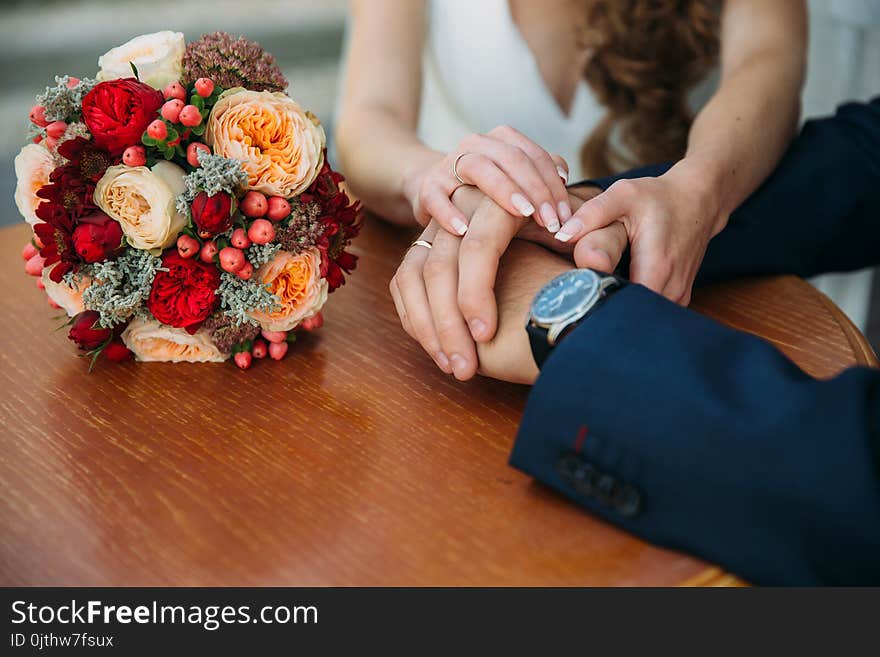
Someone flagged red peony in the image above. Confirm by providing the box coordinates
[191,191,234,238]
[148,250,221,333]
[69,310,111,350]
[81,78,164,155]
[72,211,124,263]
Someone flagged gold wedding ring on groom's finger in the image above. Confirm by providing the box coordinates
[409,239,433,251]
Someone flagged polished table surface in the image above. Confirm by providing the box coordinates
[0,219,876,586]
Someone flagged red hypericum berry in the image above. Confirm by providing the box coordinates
[44,136,58,151]
[161,99,184,123]
[122,145,147,167]
[48,298,61,309]
[240,191,268,218]
[29,105,49,127]
[252,338,268,359]
[268,341,289,361]
[66,77,80,88]
[234,351,252,370]
[46,121,67,139]
[230,228,251,249]
[36,278,45,290]
[163,81,186,101]
[236,261,254,280]
[266,196,291,222]
[186,142,211,167]
[25,253,45,276]
[178,105,202,127]
[22,242,38,260]
[247,219,275,245]
[194,78,215,97]
[261,329,286,344]
[103,340,133,362]
[300,312,324,331]
[147,119,168,141]
[199,240,219,264]
[32,135,43,144]
[176,234,200,258]
[219,247,246,273]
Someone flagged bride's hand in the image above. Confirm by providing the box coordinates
[403,125,572,236]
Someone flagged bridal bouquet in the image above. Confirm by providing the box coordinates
[15,31,361,369]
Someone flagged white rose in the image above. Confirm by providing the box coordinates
[14,143,57,226]
[121,318,227,363]
[95,161,186,251]
[42,265,91,317]
[97,31,185,90]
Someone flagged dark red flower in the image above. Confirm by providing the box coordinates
[36,139,114,220]
[69,310,111,350]
[72,211,124,263]
[102,340,133,362]
[148,250,221,333]
[302,158,362,292]
[58,137,115,183]
[81,78,164,155]
[33,202,79,282]
[191,191,233,238]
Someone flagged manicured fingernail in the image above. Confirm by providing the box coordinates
[555,218,583,242]
[557,166,569,183]
[450,353,469,379]
[511,193,535,217]
[450,217,468,235]
[540,203,560,232]
[558,201,572,221]
[468,318,487,340]
[435,351,451,372]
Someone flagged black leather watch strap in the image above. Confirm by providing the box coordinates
[527,275,626,369]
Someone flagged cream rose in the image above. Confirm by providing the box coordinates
[249,248,328,332]
[121,318,227,363]
[14,143,56,226]
[42,265,90,317]
[97,31,185,90]
[206,89,326,198]
[95,161,186,251]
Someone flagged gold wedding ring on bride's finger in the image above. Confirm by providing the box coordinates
[452,152,473,186]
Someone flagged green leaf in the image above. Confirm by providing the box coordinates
[190,123,206,137]
[129,61,140,80]
[191,94,205,110]
[165,127,179,143]
[286,332,298,345]
[141,133,157,147]
[163,147,174,160]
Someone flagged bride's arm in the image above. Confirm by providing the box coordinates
[336,0,571,234]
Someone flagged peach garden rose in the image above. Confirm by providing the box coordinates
[121,318,226,363]
[42,264,90,317]
[14,143,57,226]
[249,248,328,332]
[94,161,186,251]
[205,89,326,198]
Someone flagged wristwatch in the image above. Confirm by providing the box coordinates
[526,269,625,368]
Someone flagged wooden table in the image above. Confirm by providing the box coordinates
[0,219,875,586]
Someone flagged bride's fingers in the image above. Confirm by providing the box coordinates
[423,231,478,380]
[487,125,572,223]
[572,223,628,274]
[418,183,470,235]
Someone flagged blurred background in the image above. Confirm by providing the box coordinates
[1,0,878,343]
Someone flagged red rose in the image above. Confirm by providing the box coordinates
[72,211,124,263]
[81,78,164,155]
[102,340,133,362]
[148,250,221,333]
[191,191,233,238]
[69,311,111,350]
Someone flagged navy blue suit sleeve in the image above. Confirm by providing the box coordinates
[570,97,880,284]
[510,285,880,585]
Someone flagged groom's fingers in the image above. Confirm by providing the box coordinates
[423,231,478,380]
[572,223,628,274]
[554,178,634,243]
[457,199,526,343]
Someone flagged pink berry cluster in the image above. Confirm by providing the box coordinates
[140,77,218,165]
[29,77,80,150]
[21,239,57,307]
[232,316,323,370]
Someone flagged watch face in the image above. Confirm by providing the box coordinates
[530,269,601,325]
